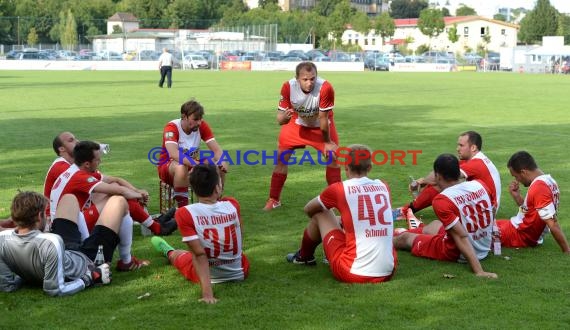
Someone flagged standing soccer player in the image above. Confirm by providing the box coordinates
[264,61,341,211]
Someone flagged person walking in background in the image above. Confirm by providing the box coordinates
[158,48,173,88]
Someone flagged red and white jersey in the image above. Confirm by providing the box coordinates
[176,197,246,283]
[49,164,102,220]
[43,157,72,216]
[160,119,215,164]
[278,77,334,128]
[318,177,395,277]
[510,174,559,245]
[460,151,501,211]
[433,180,495,261]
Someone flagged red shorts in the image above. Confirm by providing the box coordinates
[173,252,250,283]
[82,204,100,233]
[158,159,201,185]
[411,226,460,262]
[323,229,396,283]
[278,119,339,152]
[496,219,535,248]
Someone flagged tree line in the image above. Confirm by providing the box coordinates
[0,0,568,50]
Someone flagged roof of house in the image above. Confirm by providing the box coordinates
[394,16,518,29]
[108,12,139,22]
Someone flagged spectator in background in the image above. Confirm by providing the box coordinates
[158,48,173,88]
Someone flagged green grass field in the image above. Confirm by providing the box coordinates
[1,70,569,329]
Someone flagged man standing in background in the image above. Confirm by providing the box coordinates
[158,48,173,88]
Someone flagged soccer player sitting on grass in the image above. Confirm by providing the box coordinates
[151,164,248,304]
[496,151,569,253]
[50,141,151,271]
[45,131,176,236]
[0,192,117,296]
[393,154,498,279]
[394,131,501,221]
[286,144,397,283]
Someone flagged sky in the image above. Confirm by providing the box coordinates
[445,0,570,16]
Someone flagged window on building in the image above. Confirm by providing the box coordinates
[365,39,369,45]
[501,29,506,35]
[480,27,486,36]
[464,27,469,36]
[372,38,376,45]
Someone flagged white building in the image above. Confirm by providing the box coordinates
[342,16,518,55]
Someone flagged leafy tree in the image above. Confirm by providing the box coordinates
[112,25,123,34]
[0,0,16,44]
[327,0,352,44]
[374,12,395,45]
[390,0,428,19]
[559,14,570,44]
[118,0,169,28]
[61,9,78,50]
[165,0,200,28]
[15,0,65,43]
[258,0,278,9]
[447,23,459,44]
[493,13,507,22]
[417,8,444,48]
[441,7,451,17]
[351,9,371,35]
[315,0,343,17]
[27,27,38,46]
[518,0,559,44]
[456,5,477,16]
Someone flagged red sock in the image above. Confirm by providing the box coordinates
[269,172,287,201]
[127,199,149,222]
[325,166,341,185]
[299,229,321,259]
[149,221,161,235]
[174,187,188,208]
[410,185,439,211]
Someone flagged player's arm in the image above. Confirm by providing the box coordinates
[277,83,294,125]
[42,246,87,296]
[185,240,217,304]
[102,175,149,203]
[92,182,143,201]
[447,224,498,279]
[508,180,524,206]
[544,218,570,253]
[0,257,23,292]
[304,196,326,218]
[205,139,228,173]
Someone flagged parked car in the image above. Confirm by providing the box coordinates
[5,50,22,59]
[183,54,209,69]
[421,51,451,63]
[312,55,331,62]
[370,58,390,71]
[98,50,123,61]
[139,50,159,60]
[463,52,482,65]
